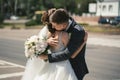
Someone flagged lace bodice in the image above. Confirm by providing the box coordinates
[50,32,66,53]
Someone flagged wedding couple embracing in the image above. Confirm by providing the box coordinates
[21,8,89,80]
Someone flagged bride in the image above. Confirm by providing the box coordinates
[21,9,77,80]
[22,28,77,80]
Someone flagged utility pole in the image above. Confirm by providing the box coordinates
[14,0,18,15]
[27,0,30,16]
[99,0,104,17]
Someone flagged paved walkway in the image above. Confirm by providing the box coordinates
[87,33,120,48]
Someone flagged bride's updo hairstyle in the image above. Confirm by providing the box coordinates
[49,8,69,24]
[41,8,56,34]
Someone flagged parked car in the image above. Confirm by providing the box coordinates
[10,15,19,20]
[98,17,110,24]
[109,19,119,25]
[109,16,120,25]
[4,13,11,19]
[114,16,120,22]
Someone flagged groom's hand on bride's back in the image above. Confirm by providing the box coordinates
[47,37,58,47]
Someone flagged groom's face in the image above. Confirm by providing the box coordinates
[51,22,67,31]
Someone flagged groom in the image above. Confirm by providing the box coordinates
[40,8,89,80]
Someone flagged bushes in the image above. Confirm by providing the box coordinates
[25,20,38,26]
[35,14,42,24]
[25,12,42,26]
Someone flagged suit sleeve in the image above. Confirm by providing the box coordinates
[67,28,85,56]
[48,26,85,63]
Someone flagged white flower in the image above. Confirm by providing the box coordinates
[24,35,48,58]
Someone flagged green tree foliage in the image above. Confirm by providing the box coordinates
[79,0,96,14]
[47,0,96,15]
[1,0,96,18]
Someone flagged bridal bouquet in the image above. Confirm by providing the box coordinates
[24,35,48,58]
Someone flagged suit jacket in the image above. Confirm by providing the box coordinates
[48,18,89,79]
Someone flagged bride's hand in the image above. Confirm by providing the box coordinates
[39,54,48,60]
[47,37,58,47]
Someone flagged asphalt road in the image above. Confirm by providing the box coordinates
[0,29,120,80]
[0,38,120,80]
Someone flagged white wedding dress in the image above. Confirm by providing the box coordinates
[21,27,77,80]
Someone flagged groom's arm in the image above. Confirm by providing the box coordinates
[48,48,70,62]
[48,28,85,63]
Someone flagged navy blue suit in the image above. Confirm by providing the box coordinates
[48,18,89,80]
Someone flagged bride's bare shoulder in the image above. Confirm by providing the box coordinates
[61,31,69,46]
[62,31,69,38]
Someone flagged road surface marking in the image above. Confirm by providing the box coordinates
[0,60,25,68]
[0,62,6,65]
[0,72,24,79]
[0,66,19,68]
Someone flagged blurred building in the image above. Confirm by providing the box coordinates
[89,0,120,17]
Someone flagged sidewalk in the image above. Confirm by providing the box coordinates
[87,33,120,48]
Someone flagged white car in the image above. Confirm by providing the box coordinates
[10,15,19,20]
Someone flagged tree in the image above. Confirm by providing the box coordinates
[0,0,97,19]
[75,0,96,15]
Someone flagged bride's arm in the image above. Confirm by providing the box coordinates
[71,31,88,59]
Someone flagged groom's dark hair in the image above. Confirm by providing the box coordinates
[49,9,69,24]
